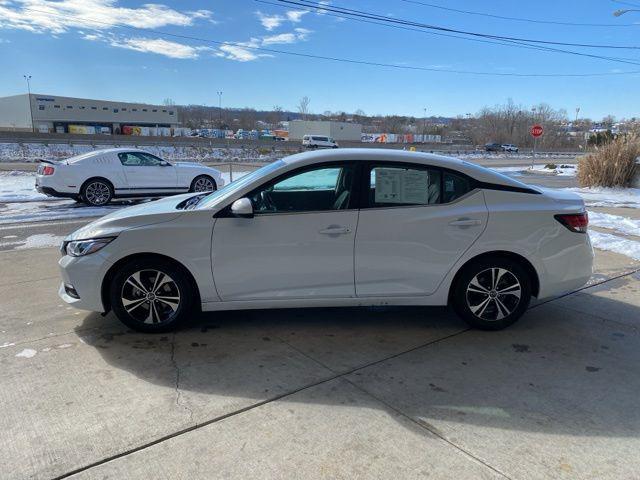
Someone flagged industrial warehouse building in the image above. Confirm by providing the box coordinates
[288,120,362,141]
[0,93,180,134]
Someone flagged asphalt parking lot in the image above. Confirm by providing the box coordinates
[1,239,639,479]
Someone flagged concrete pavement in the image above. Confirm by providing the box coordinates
[0,245,639,479]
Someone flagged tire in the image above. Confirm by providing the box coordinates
[189,175,216,193]
[109,258,195,333]
[451,256,532,331]
[80,178,113,206]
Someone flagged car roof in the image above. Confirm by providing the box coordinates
[280,148,530,188]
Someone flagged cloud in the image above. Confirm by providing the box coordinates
[255,11,284,31]
[255,9,309,30]
[109,37,210,59]
[216,38,272,62]
[285,10,308,22]
[0,0,214,34]
[261,28,311,45]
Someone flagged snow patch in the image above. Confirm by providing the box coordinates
[589,230,640,261]
[15,348,37,358]
[567,187,640,209]
[0,342,16,348]
[589,212,640,237]
[492,164,576,177]
[15,233,65,250]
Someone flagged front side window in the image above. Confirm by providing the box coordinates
[248,164,355,214]
[368,165,441,207]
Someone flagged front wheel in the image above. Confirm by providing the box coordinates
[109,259,195,333]
[451,257,532,330]
[190,175,216,193]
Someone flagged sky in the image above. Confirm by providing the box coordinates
[0,0,639,120]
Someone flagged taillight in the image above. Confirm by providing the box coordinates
[41,165,55,176]
[555,212,588,233]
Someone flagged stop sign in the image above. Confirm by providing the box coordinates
[531,124,544,137]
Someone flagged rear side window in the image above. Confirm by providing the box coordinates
[442,171,473,203]
[368,165,441,207]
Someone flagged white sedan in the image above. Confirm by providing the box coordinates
[58,148,593,332]
[36,148,225,206]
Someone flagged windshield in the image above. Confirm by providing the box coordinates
[196,160,285,210]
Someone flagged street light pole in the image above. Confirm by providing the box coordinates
[23,74,35,133]
[423,107,427,138]
[217,91,223,128]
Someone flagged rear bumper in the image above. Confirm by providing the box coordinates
[537,234,594,299]
[36,185,77,199]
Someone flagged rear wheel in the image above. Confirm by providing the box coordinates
[81,179,113,206]
[109,259,195,333]
[451,257,531,330]
[190,175,216,193]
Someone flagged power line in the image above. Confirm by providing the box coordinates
[275,0,640,49]
[398,0,640,27]
[258,0,640,66]
[16,6,640,77]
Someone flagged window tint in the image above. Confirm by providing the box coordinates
[249,164,355,213]
[118,152,144,166]
[442,171,473,203]
[368,165,441,207]
[118,152,165,166]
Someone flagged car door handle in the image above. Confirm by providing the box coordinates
[449,218,482,227]
[319,226,351,235]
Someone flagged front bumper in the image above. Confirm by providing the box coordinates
[58,253,112,312]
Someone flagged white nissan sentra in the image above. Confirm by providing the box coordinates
[36,148,225,206]
[58,149,593,332]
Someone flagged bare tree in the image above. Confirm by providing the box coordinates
[162,98,176,106]
[297,96,311,120]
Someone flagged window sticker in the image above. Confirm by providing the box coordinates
[374,168,429,204]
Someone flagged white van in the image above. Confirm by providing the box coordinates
[302,135,339,149]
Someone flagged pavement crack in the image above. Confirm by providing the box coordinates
[170,332,195,425]
[51,328,470,479]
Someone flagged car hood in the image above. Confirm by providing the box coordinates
[65,193,197,240]
[174,162,214,171]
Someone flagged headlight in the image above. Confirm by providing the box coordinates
[65,237,115,257]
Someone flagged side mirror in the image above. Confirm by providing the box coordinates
[230,198,254,218]
[160,161,171,167]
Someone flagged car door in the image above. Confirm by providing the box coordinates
[118,152,178,192]
[354,162,488,297]
[212,162,359,301]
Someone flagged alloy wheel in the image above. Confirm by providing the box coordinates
[193,177,214,192]
[120,269,181,324]
[85,182,111,205]
[465,267,521,321]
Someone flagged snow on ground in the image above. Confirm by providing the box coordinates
[0,171,55,203]
[15,233,65,250]
[0,143,284,163]
[566,187,640,209]
[589,230,640,261]
[491,164,577,177]
[0,200,118,225]
[589,212,640,237]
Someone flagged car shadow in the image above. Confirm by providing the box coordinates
[75,292,640,439]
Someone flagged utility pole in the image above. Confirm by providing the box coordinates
[23,74,35,133]
[217,91,223,128]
